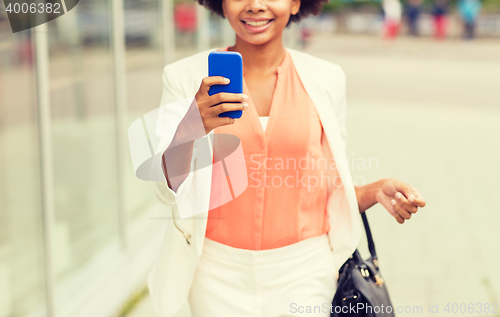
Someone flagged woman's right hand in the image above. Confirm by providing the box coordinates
[163,77,248,191]
[194,76,249,134]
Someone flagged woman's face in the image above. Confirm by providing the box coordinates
[222,0,301,45]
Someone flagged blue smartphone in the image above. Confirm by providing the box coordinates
[208,51,243,119]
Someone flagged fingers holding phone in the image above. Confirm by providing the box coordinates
[194,77,248,134]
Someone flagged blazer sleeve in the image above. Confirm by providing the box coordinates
[149,64,198,207]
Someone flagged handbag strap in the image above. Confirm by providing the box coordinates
[361,212,377,258]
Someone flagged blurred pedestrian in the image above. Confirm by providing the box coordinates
[174,3,197,46]
[300,26,312,48]
[405,0,424,37]
[457,0,482,39]
[18,32,33,66]
[383,0,403,39]
[432,0,449,40]
[175,3,197,33]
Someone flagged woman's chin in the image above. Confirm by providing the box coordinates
[238,34,279,46]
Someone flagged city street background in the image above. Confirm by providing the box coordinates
[1,0,500,316]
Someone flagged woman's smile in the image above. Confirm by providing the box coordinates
[221,0,301,45]
[241,18,275,33]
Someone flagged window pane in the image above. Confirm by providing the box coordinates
[0,21,46,317]
[47,0,120,289]
[124,0,164,222]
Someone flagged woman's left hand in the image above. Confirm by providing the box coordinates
[376,178,426,224]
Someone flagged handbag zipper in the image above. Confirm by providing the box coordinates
[172,207,191,245]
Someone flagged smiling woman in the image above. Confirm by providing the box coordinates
[147,0,426,315]
[196,0,328,26]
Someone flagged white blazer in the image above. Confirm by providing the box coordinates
[146,47,363,317]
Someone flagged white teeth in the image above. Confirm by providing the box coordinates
[245,20,270,27]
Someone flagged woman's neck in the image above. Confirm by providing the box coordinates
[229,35,286,76]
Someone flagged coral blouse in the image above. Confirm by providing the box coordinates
[206,48,335,250]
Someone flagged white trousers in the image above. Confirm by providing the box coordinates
[188,233,337,317]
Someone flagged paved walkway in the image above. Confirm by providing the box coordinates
[127,34,500,317]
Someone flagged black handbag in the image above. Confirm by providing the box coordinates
[331,212,395,317]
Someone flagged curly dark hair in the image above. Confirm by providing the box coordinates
[195,0,329,26]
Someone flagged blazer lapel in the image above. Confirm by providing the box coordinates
[288,49,350,187]
[288,49,362,252]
